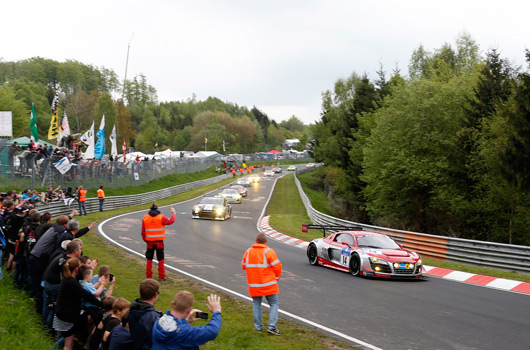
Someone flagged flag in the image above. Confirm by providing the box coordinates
[81,121,95,159]
[94,115,105,159]
[222,140,225,152]
[30,104,39,143]
[204,136,208,144]
[48,107,59,140]
[53,156,72,175]
[122,139,127,154]
[110,124,117,156]
[155,142,158,148]
[57,111,71,145]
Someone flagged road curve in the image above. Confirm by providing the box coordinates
[98,175,530,350]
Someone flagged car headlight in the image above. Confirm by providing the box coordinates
[193,206,201,213]
[215,207,225,215]
[235,194,241,199]
[369,257,388,264]
[417,259,422,266]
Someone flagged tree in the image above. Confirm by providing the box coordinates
[279,115,305,134]
[0,85,29,137]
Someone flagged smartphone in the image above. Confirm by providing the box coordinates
[195,312,209,320]
[109,273,114,282]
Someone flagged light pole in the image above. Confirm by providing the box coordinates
[122,33,134,100]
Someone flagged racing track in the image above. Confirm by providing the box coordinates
[98,175,530,350]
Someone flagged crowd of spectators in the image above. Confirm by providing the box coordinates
[0,190,222,350]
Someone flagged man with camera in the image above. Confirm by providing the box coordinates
[152,292,222,350]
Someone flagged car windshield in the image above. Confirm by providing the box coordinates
[231,185,244,190]
[357,235,400,249]
[222,189,238,194]
[200,197,224,205]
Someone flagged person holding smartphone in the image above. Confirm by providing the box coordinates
[152,292,222,350]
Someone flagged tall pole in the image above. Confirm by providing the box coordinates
[122,33,134,100]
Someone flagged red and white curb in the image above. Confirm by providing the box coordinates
[258,215,530,295]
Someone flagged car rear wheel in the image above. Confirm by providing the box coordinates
[307,244,318,265]
[349,253,361,276]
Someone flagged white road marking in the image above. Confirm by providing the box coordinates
[486,278,523,290]
[443,271,476,282]
[232,216,253,220]
[98,183,382,350]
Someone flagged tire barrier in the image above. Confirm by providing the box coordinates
[294,168,530,275]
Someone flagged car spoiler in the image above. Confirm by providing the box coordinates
[302,224,363,237]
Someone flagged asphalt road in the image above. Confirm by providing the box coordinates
[99,174,530,350]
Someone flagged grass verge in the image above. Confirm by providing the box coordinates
[0,173,354,350]
[267,170,530,284]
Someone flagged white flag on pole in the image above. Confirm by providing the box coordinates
[53,156,72,175]
[81,121,95,159]
[109,124,117,156]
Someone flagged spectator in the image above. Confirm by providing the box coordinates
[29,214,70,313]
[90,296,116,350]
[6,205,29,273]
[55,219,97,251]
[241,232,283,335]
[79,265,109,324]
[91,265,115,298]
[53,257,102,350]
[152,292,222,350]
[128,279,162,350]
[108,311,133,350]
[42,240,82,329]
[62,187,76,207]
[100,298,131,350]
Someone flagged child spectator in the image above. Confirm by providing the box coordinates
[91,265,115,298]
[79,265,109,323]
[90,296,116,350]
[100,298,131,350]
[108,312,133,350]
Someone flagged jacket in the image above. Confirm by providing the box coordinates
[30,223,67,263]
[241,243,282,296]
[141,210,176,242]
[128,298,163,350]
[79,189,87,202]
[152,311,222,350]
[97,189,105,198]
[55,277,102,323]
[108,325,133,350]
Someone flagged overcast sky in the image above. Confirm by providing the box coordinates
[3,1,529,125]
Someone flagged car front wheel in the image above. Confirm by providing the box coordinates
[349,253,361,276]
[307,244,318,265]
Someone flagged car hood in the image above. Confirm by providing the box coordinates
[363,248,419,260]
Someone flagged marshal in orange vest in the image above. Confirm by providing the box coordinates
[143,214,166,241]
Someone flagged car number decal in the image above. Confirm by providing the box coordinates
[204,204,214,210]
[340,247,351,266]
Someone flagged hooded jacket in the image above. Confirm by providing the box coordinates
[128,299,162,350]
[152,311,221,350]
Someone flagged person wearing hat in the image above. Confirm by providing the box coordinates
[141,203,176,281]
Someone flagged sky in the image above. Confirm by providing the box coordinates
[2,1,530,125]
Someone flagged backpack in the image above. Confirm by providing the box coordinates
[25,225,37,255]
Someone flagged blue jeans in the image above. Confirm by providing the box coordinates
[99,198,104,212]
[79,201,87,216]
[13,256,28,288]
[42,282,60,329]
[252,294,279,330]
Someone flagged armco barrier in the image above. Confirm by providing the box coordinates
[39,173,232,218]
[294,168,530,274]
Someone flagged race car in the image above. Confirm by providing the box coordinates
[272,167,282,173]
[236,177,252,187]
[192,196,232,220]
[287,165,297,171]
[306,228,423,278]
[263,170,274,176]
[248,174,261,183]
[306,163,316,168]
[230,184,248,197]
[218,188,242,204]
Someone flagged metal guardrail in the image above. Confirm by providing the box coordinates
[294,168,530,274]
[39,173,233,218]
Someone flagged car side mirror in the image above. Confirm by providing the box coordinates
[341,242,349,245]
[399,244,403,248]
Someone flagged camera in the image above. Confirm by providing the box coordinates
[195,312,208,320]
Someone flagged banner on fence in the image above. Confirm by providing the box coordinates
[53,156,72,175]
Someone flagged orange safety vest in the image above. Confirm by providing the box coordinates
[79,190,87,202]
[143,214,166,241]
[241,244,282,297]
[97,189,105,198]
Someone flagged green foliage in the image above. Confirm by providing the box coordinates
[0,85,29,137]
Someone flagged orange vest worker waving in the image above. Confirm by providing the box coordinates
[141,203,176,280]
[241,232,282,335]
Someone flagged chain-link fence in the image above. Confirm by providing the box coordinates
[0,140,312,191]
